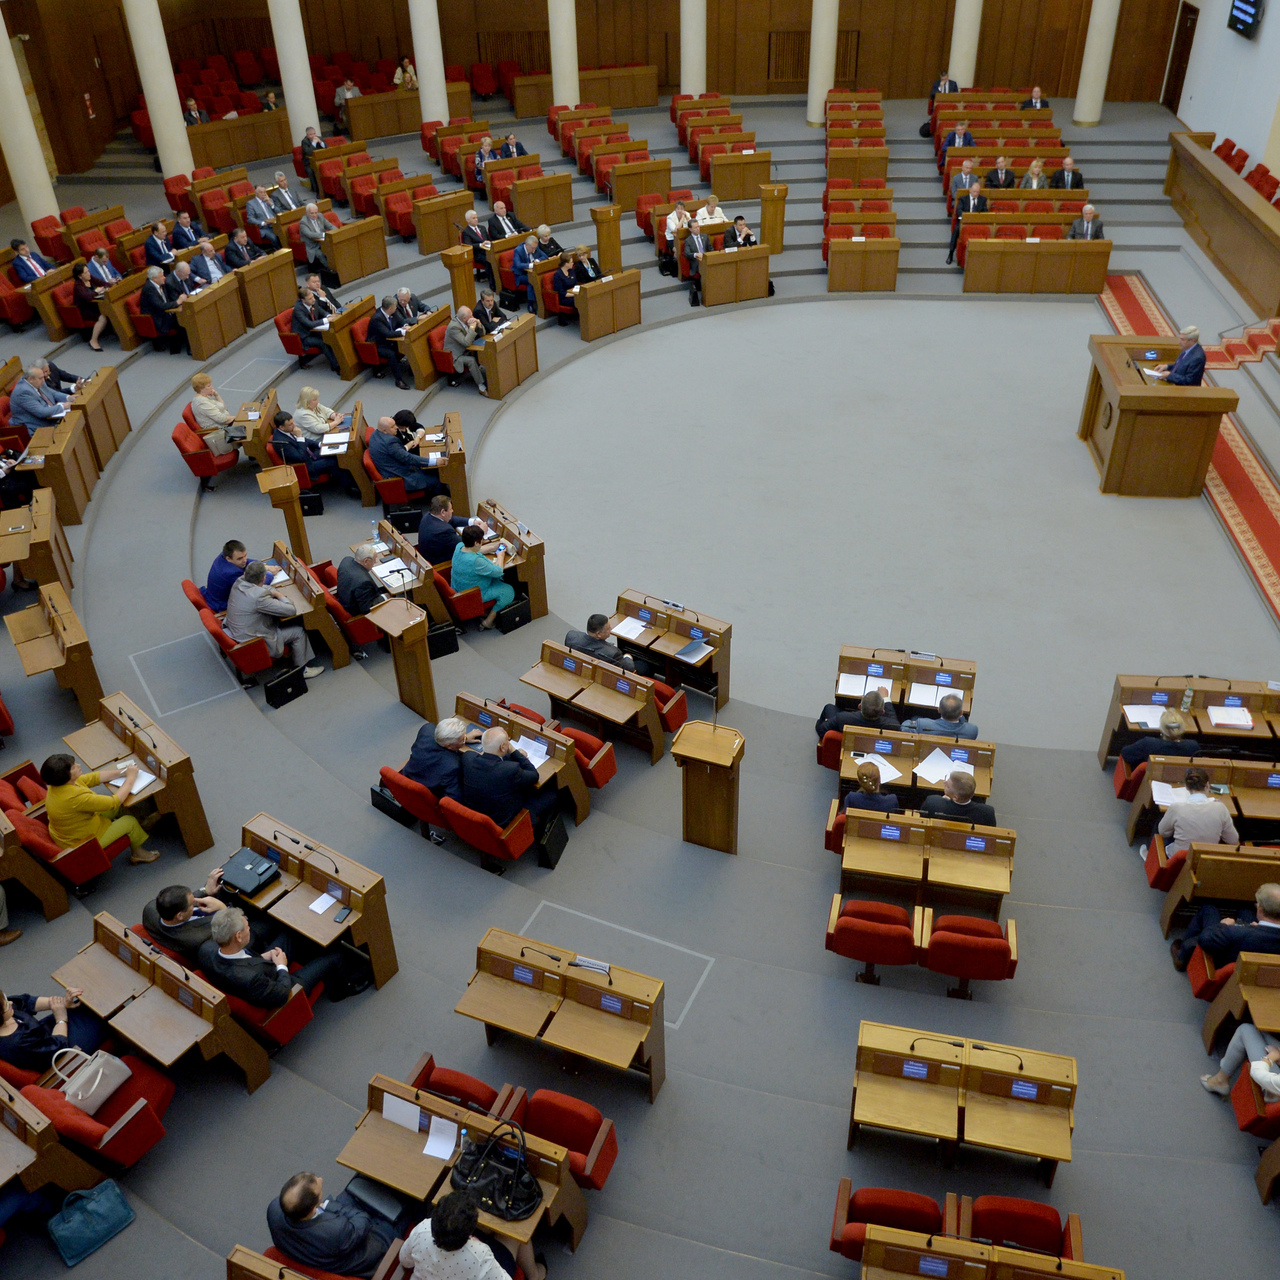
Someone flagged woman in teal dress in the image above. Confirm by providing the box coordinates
[450,526,514,629]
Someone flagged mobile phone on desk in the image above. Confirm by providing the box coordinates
[334,906,352,923]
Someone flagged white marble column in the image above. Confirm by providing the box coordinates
[947,0,983,90]
[548,0,581,108]
[265,0,321,139]
[120,0,194,176]
[1073,0,1123,126]
[681,0,707,97]
[407,0,450,123]
[805,0,840,126]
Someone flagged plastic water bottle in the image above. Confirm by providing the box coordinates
[370,518,379,545]
[1181,685,1194,713]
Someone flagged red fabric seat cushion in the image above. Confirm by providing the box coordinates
[971,1196,1063,1254]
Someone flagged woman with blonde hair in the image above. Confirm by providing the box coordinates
[189,372,238,456]
[535,223,563,258]
[574,243,601,284]
[1020,159,1048,190]
[1120,708,1201,768]
[293,385,344,443]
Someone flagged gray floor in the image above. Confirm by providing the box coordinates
[1,95,1279,1279]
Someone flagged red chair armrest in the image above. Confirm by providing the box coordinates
[98,1097,165,1166]
[944,1192,960,1237]
[830,1176,852,1251]
[408,1051,434,1090]
[495,1084,527,1121]
[582,1116,614,1178]
[1063,1212,1083,1261]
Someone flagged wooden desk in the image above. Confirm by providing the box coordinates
[512,74,555,119]
[372,517,450,625]
[579,65,658,108]
[0,1073,102,1195]
[1159,844,1280,936]
[396,304,452,390]
[96,269,150,351]
[849,1020,964,1151]
[454,692,589,825]
[187,108,292,168]
[827,146,889,184]
[65,366,130,474]
[456,927,666,1101]
[368,598,437,723]
[827,237,901,291]
[22,410,95,526]
[269,541,351,669]
[512,172,574,228]
[27,260,81,342]
[176,275,247,361]
[412,190,474,257]
[610,157,671,212]
[345,88,420,141]
[1123,753,1234,844]
[1202,951,1280,1050]
[708,151,772,201]
[671,721,744,854]
[576,269,641,341]
[476,312,538,399]
[322,294,377,381]
[838,727,995,806]
[700,243,771,307]
[473,497,543,614]
[241,813,398,988]
[327,215,390,286]
[0,488,74,592]
[964,239,1111,293]
[1078,335,1236,497]
[3,582,102,721]
[63,691,214,856]
[608,588,732,708]
[257,466,310,564]
[859,1226,1124,1280]
[833,646,906,707]
[232,387,279,473]
[235,249,298,328]
[1166,130,1280,317]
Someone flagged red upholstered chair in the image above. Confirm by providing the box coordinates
[923,914,1018,998]
[1143,833,1186,891]
[350,314,385,371]
[823,802,846,853]
[500,701,545,725]
[822,226,856,262]
[1113,756,1147,801]
[859,177,887,187]
[218,981,319,1048]
[518,1089,617,1190]
[652,680,687,733]
[1186,946,1233,1001]
[635,193,662,238]
[439,796,534,872]
[0,693,13,741]
[380,766,449,835]
[207,54,231,77]
[191,166,215,180]
[200,608,273,682]
[74,228,109,262]
[825,898,919,984]
[1213,137,1237,161]
[361,427,409,507]
[384,192,414,239]
[427,322,457,382]
[0,1057,40,1089]
[22,1055,174,1168]
[860,223,890,240]
[989,199,1016,212]
[1229,150,1248,174]
[957,224,991,267]
[699,143,728,181]
[0,278,34,330]
[1032,225,1065,240]
[432,568,486,626]
[1023,199,1052,213]
[830,1180,943,1262]
[542,271,575,324]
[52,282,91,334]
[59,206,86,225]
[292,145,308,179]
[408,1052,500,1113]
[32,215,72,263]
[823,179,855,211]
[181,579,209,614]
[969,1196,1081,1258]
[172,420,238,490]
[3,762,45,806]
[421,120,444,156]
[130,109,155,150]
[1059,200,1085,213]
[234,50,263,84]
[995,225,1026,240]
[489,170,518,207]
[275,308,305,360]
[446,63,468,83]
[558,727,616,789]
[264,1243,405,1280]
[440,135,466,176]
[103,218,133,245]
[311,561,378,648]
[6,807,130,890]
[471,63,497,96]
[1231,1059,1280,1139]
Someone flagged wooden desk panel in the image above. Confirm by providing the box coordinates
[854,1069,960,1140]
[541,998,645,1069]
[827,238,900,291]
[962,1090,1072,1161]
[573,682,638,723]
[270,879,359,948]
[455,970,561,1038]
[53,945,151,1016]
[108,984,208,1066]
[0,1125,36,1186]
[964,240,1111,293]
[345,90,420,142]
[337,1110,449,1201]
[188,109,293,169]
[577,270,641,341]
[708,151,772,202]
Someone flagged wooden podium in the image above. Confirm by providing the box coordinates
[440,245,477,311]
[413,190,474,256]
[477,313,539,399]
[701,244,771,307]
[98,271,150,351]
[759,182,788,254]
[235,250,298,328]
[1078,335,1238,497]
[577,270,641,341]
[671,722,744,855]
[177,277,246,361]
[22,414,95,526]
[590,204,622,274]
[368,598,437,721]
[827,238,901,292]
[708,151,772,201]
[256,466,311,564]
[397,305,452,389]
[67,366,131,473]
[327,216,389,285]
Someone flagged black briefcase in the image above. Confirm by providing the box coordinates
[370,783,417,828]
[919,120,933,138]
[387,509,419,534]
[299,491,324,516]
[427,621,459,658]
[536,814,569,869]
[496,596,531,634]
[264,665,307,708]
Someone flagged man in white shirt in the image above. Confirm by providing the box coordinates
[245,185,282,250]
[664,199,692,259]
[271,172,300,213]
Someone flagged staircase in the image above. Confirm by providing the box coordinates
[60,131,158,188]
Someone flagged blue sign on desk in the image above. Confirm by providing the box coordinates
[950,748,969,762]
[563,656,576,671]
[1225,695,1243,707]
[1151,691,1169,704]
[512,964,535,985]
[617,680,630,694]
[600,992,623,1015]
[901,1059,929,1079]
[874,740,892,754]
[478,710,492,726]
[935,672,952,685]
[1268,775,1280,788]
[638,607,651,622]
[881,825,901,840]
[868,662,884,676]
[965,836,987,851]
[690,626,704,640]
[918,1258,948,1278]
[1010,1078,1040,1101]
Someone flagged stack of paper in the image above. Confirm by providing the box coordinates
[612,616,647,641]
[1123,705,1165,730]
[308,892,336,915]
[382,1093,420,1132]
[908,682,957,708]
[914,748,972,785]
[269,569,290,586]
[839,672,893,698]
[321,431,350,445]
[1207,705,1254,728]
[853,753,902,784]
[372,558,410,585]
[110,760,158,797]
[423,1115,458,1159]
[1151,781,1191,806]
[515,736,549,768]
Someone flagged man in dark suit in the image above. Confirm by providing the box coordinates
[183,97,209,125]
[140,266,185,352]
[368,415,444,499]
[1020,86,1049,110]
[170,212,203,251]
[271,411,344,487]
[723,216,757,248]
[144,221,176,269]
[929,73,958,103]
[473,288,507,333]
[188,240,229,285]
[566,614,637,672]
[303,272,343,317]
[947,182,987,263]
[336,547,384,616]
[1067,204,1104,240]
[985,156,1016,188]
[1049,157,1084,189]
[165,261,198,306]
[919,772,997,827]
[403,717,482,804]
[300,126,327,168]
[224,228,264,269]
[292,287,339,370]
[1172,883,1280,970]
[392,287,428,328]
[684,224,711,302]
[417,495,470,563]
[197,907,344,1007]
[815,687,900,738]
[460,728,558,832]
[263,90,280,112]
[142,874,273,962]
[368,296,412,389]
[486,201,528,241]
[459,210,494,288]
[499,132,528,159]
[9,239,52,282]
[1153,324,1207,386]
[940,122,974,165]
[267,1172,398,1280]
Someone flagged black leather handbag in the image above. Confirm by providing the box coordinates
[449,1122,543,1221]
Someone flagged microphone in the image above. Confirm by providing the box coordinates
[908,1036,964,1053]
[122,707,157,749]
[272,829,301,846]
[519,945,561,964]
[568,958,613,985]
[970,1043,1024,1070]
[307,847,340,875]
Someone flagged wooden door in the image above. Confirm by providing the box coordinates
[1163,4,1199,115]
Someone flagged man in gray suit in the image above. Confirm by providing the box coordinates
[224,561,322,678]
[271,172,300,213]
[299,203,333,274]
[684,224,710,303]
[1067,204,1105,240]
[443,307,488,394]
[565,614,637,671]
[9,363,69,432]
[244,185,282,250]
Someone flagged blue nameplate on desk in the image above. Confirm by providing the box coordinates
[1150,691,1169,703]
[638,607,652,622]
[901,1059,929,1079]
[616,680,630,694]
[1010,1078,1039,1101]
[880,825,901,840]
[1268,775,1280,788]
[918,1258,948,1277]
[1225,695,1243,707]
[935,672,952,685]
[874,740,892,754]
[867,662,884,676]
[600,993,623,1015]
[965,836,986,851]
[689,626,704,640]
[512,964,535,985]
[563,657,576,671]
[326,879,343,899]
[949,748,969,762]
[262,846,280,864]
[478,710,492,726]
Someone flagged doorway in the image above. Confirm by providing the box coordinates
[1163,3,1198,114]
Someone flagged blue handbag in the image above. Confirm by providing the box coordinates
[48,1180,135,1266]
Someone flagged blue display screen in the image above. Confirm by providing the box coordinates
[868,662,884,676]
[950,748,969,762]
[326,880,343,899]
[690,626,704,640]
[1225,695,1243,707]
[881,825,901,840]
[262,846,280,864]
[478,710,492,726]
[600,992,623,1015]
[638,608,651,622]
[1151,691,1169,704]
[617,680,631,694]
[1268,774,1280,788]
[513,965,535,985]
[563,657,576,671]
[918,1258,949,1277]
[936,672,952,685]
[874,739,892,754]
[1010,1079,1039,1100]
[901,1059,928,1079]
[965,836,986,851]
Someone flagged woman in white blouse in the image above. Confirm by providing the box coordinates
[697,194,725,225]
[394,57,418,90]
[399,1192,544,1279]
[293,386,344,443]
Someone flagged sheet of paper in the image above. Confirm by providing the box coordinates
[381,1092,420,1133]
[854,753,902,784]
[676,639,713,663]
[908,681,951,707]
[1207,704,1254,728]
[110,762,157,797]
[837,672,866,698]
[315,320,329,330]
[372,558,408,583]
[1151,781,1191,806]
[515,736,549,768]
[321,432,350,445]
[914,747,962,785]
[308,892,336,915]
[423,1116,458,1160]
[270,569,290,585]
[246,411,260,421]
[319,445,343,456]
[612,616,646,641]
[426,452,443,466]
[1123,704,1164,730]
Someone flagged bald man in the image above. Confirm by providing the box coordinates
[365,416,445,500]
[460,727,559,834]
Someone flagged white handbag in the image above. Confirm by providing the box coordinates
[50,1047,132,1116]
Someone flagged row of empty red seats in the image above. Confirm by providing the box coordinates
[1212,136,1280,206]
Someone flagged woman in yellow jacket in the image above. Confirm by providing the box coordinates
[40,754,159,864]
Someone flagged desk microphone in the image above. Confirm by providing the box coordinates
[970,1043,1024,1071]
[568,958,612,985]
[908,1036,964,1053]
[519,945,561,964]
[123,708,157,749]
[308,847,341,874]
[272,829,301,846]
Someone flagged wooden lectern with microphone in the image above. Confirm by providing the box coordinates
[671,720,745,855]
